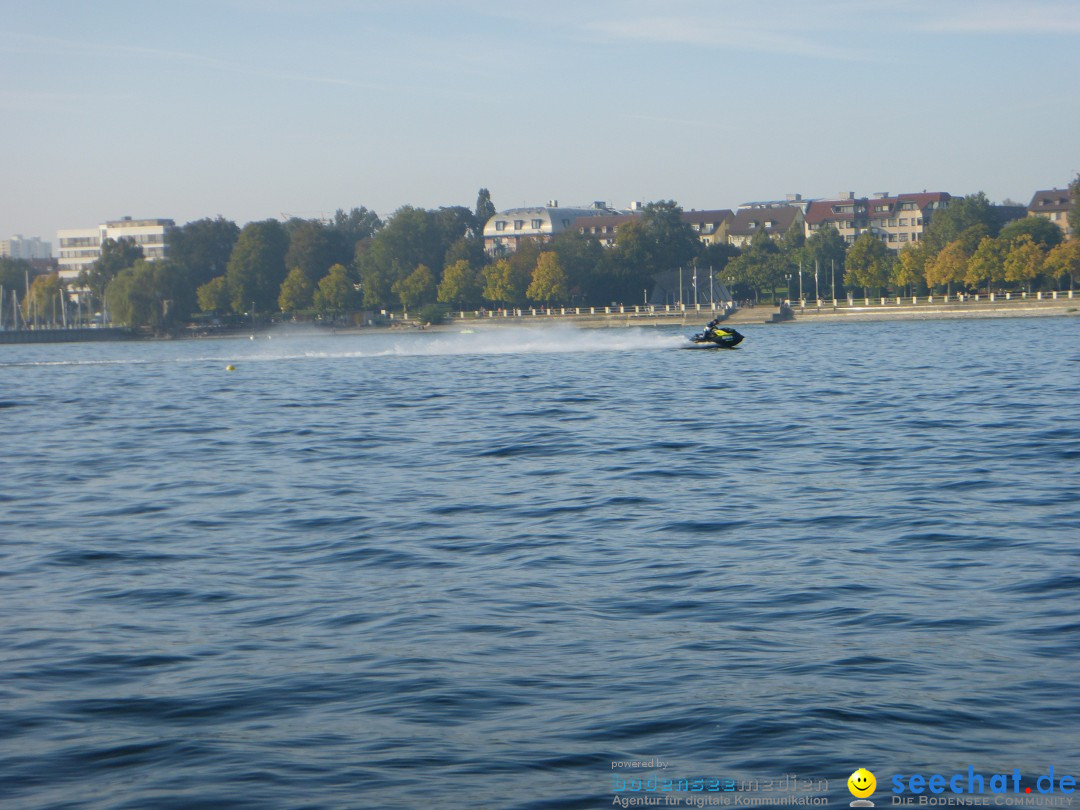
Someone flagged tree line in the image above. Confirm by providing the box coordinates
[4,177,1077,330]
[75,193,727,329]
[729,186,1080,305]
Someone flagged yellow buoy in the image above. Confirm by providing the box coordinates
[225,364,235,371]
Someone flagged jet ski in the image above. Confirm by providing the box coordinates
[687,326,744,348]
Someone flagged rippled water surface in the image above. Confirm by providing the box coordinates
[2,317,1078,809]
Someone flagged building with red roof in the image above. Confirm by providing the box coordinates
[804,191,951,249]
[1028,188,1074,240]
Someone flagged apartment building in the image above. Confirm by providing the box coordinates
[483,202,628,255]
[575,213,639,247]
[1,235,52,260]
[1028,188,1074,239]
[575,209,734,249]
[727,203,804,249]
[683,210,734,246]
[57,217,174,281]
[804,192,950,248]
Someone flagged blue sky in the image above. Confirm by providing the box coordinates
[2,0,1078,243]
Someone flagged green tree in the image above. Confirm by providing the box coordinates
[78,237,143,311]
[481,258,530,306]
[605,201,701,303]
[1044,239,1080,290]
[474,188,496,234]
[998,216,1064,250]
[279,267,314,314]
[167,217,240,288]
[0,257,34,294]
[225,220,289,313]
[892,244,926,295]
[922,192,999,253]
[698,241,740,280]
[964,236,1007,294]
[727,231,786,302]
[313,263,358,316]
[436,206,476,248]
[548,230,604,304]
[443,235,487,271]
[356,206,445,307]
[23,273,64,324]
[197,276,231,313]
[642,200,701,270]
[332,206,382,253]
[956,224,991,255]
[802,225,847,298]
[105,259,193,329]
[1069,174,1080,240]
[844,234,892,295]
[104,266,148,327]
[924,239,968,294]
[437,259,480,308]
[527,252,569,304]
[284,219,340,282]
[391,264,437,310]
[1003,235,1043,292]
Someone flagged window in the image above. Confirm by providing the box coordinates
[514,220,524,230]
[899,218,908,226]
[901,202,916,210]
[495,220,506,231]
[531,219,542,229]
[900,233,908,242]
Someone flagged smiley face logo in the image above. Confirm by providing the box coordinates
[848,768,876,798]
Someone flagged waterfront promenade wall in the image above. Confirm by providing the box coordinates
[0,291,1075,344]
[437,289,1077,328]
[0,327,134,344]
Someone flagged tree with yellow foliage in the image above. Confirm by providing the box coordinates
[924,239,967,295]
[527,252,568,304]
[1003,235,1043,293]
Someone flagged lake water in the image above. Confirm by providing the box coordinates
[2,316,1078,809]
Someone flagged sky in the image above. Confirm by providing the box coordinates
[2,0,1079,244]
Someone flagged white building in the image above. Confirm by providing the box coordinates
[57,217,173,281]
[483,201,629,255]
[56,228,102,280]
[1,235,52,260]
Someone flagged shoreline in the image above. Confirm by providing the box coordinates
[2,296,1076,344]
[426,296,1079,331]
